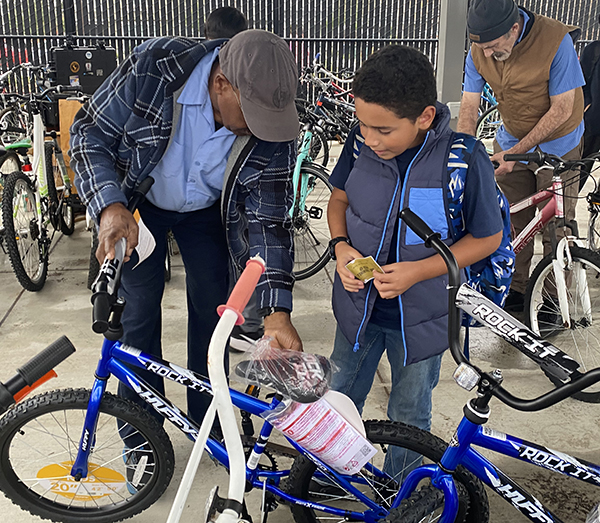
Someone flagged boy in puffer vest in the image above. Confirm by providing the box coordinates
[326,45,503,480]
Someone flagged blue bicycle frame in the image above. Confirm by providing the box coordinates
[69,338,396,522]
[396,411,600,523]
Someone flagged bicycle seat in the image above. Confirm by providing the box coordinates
[234,352,333,403]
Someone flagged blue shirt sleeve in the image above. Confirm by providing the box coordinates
[548,33,586,96]
[463,140,503,239]
[329,125,361,190]
[463,49,486,94]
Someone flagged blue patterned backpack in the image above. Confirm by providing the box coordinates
[447,133,515,326]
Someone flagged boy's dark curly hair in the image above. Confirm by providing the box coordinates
[353,45,437,122]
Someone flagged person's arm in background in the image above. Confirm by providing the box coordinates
[492,34,586,175]
[457,49,485,136]
[244,141,302,351]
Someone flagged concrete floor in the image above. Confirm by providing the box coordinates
[0,158,599,522]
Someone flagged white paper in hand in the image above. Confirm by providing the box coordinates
[132,216,156,269]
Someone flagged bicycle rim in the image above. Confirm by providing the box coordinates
[0,107,29,147]
[292,164,333,280]
[526,247,600,401]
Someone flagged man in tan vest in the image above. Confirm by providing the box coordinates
[457,0,585,322]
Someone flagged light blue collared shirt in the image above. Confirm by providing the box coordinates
[147,47,236,212]
[464,9,585,156]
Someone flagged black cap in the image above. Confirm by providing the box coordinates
[467,0,520,43]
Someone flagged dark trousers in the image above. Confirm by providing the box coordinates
[117,200,229,427]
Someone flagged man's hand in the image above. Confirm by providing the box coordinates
[264,312,303,351]
[334,243,365,292]
[490,150,517,176]
[372,261,420,299]
[97,203,139,262]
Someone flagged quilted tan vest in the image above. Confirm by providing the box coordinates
[471,14,584,142]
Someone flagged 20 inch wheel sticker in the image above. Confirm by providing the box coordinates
[37,461,126,499]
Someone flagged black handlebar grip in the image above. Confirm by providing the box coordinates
[503,151,544,164]
[128,177,155,213]
[56,85,81,93]
[91,292,111,334]
[399,208,438,246]
[15,336,76,388]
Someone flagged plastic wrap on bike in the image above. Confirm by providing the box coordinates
[16,335,75,387]
[233,339,336,403]
[456,284,580,381]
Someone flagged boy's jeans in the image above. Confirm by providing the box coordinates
[330,323,442,483]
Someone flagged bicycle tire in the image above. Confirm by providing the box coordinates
[0,107,29,147]
[292,163,333,281]
[0,388,175,523]
[383,486,446,523]
[298,127,330,168]
[2,170,48,291]
[589,211,600,252]
[45,142,75,236]
[525,246,600,402]
[87,226,100,290]
[475,104,502,155]
[0,151,22,232]
[286,420,488,523]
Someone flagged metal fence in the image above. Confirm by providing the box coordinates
[1,0,599,92]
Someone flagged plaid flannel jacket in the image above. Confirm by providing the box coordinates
[70,37,296,311]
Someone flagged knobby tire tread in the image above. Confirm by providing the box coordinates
[0,388,174,523]
[286,419,488,523]
[2,170,48,291]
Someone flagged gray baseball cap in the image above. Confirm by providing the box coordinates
[220,29,299,142]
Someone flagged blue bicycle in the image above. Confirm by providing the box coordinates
[0,180,486,523]
[381,209,600,523]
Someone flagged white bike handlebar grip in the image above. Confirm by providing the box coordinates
[217,255,265,324]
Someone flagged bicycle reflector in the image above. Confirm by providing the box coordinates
[453,363,480,391]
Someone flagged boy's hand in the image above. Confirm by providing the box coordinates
[372,261,420,298]
[335,243,365,292]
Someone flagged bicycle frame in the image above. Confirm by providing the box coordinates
[397,407,600,523]
[289,124,315,218]
[18,105,72,235]
[69,338,394,521]
[508,170,592,328]
[510,175,563,255]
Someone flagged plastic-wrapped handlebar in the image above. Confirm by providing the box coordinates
[91,177,155,335]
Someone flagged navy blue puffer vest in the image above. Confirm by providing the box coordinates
[332,103,460,366]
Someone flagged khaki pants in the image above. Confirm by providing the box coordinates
[494,139,583,295]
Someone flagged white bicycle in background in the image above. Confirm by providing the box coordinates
[1,84,81,291]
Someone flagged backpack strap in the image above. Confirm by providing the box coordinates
[447,132,478,240]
